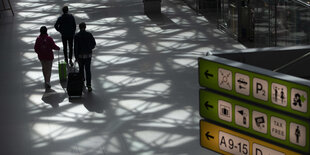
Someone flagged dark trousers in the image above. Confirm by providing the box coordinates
[61,35,73,62]
[78,58,91,87]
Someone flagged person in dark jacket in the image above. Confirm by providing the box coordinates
[54,6,76,66]
[74,22,96,92]
[34,26,60,89]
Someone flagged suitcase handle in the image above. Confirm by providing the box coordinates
[57,50,61,64]
[73,61,78,71]
[69,60,79,73]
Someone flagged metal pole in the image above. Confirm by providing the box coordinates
[7,0,14,16]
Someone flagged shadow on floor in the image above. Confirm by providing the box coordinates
[146,13,179,29]
[41,88,66,108]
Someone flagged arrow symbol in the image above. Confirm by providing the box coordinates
[204,70,214,79]
[205,131,214,140]
[239,85,245,89]
[204,101,213,110]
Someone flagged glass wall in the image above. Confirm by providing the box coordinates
[183,0,218,14]
[252,0,274,46]
[275,0,310,46]
[218,0,238,37]
[218,0,310,47]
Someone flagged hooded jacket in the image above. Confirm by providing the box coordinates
[34,34,60,60]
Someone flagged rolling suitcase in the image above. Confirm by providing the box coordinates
[58,50,67,82]
[67,63,83,98]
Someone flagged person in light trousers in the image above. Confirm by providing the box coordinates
[34,26,60,89]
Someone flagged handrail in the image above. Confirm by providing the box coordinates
[273,51,310,72]
[295,0,310,8]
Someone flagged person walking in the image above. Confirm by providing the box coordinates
[54,5,76,66]
[74,22,96,92]
[34,26,60,89]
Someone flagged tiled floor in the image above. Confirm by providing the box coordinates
[0,0,245,154]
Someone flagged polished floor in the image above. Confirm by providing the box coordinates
[0,0,245,154]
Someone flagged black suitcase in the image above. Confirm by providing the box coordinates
[67,66,83,98]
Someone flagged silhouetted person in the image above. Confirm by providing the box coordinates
[74,22,96,92]
[54,6,76,66]
[34,26,60,89]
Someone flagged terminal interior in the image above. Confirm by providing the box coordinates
[0,0,309,154]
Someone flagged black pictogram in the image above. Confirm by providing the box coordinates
[256,83,266,96]
[220,105,230,117]
[238,110,247,125]
[219,70,231,88]
[274,86,278,102]
[295,126,300,143]
[255,116,265,129]
[237,78,247,89]
[293,93,302,107]
[273,86,286,104]
[280,88,285,103]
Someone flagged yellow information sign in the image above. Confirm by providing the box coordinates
[200,120,303,155]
